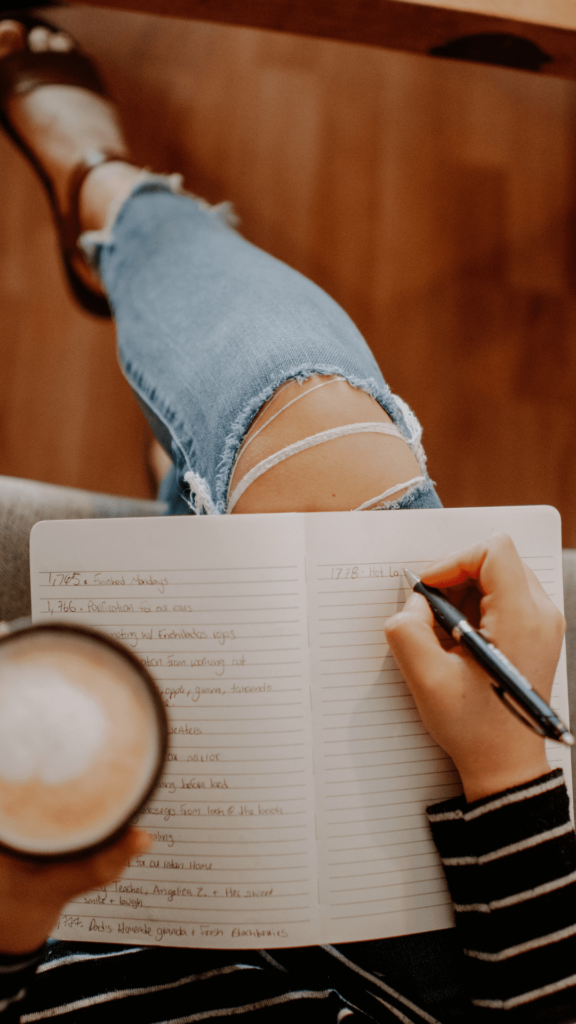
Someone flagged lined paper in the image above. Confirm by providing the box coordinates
[31,516,318,949]
[308,559,457,941]
[29,505,571,948]
[304,507,571,942]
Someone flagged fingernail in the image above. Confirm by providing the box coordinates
[405,592,420,610]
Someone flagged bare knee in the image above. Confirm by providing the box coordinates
[228,376,424,514]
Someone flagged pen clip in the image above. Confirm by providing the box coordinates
[491,685,546,737]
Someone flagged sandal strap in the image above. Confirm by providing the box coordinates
[63,149,129,253]
[0,49,105,106]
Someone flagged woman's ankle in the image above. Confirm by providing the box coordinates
[78,160,145,233]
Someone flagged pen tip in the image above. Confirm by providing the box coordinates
[562,731,575,747]
[404,569,420,588]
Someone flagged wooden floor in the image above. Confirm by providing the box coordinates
[2,7,576,540]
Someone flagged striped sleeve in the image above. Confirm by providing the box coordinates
[428,768,576,1020]
[0,946,46,1022]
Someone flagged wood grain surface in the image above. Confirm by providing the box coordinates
[2,6,576,541]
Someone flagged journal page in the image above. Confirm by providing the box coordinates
[30,514,319,950]
[304,506,570,944]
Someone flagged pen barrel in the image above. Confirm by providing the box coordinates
[413,582,464,636]
[460,630,566,738]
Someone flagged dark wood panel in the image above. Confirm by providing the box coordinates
[67,0,576,81]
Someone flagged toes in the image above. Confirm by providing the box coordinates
[27,25,52,53]
[48,32,74,54]
[27,25,75,54]
[0,21,75,59]
[0,20,26,59]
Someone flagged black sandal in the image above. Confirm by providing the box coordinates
[0,11,127,317]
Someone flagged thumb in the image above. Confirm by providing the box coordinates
[71,829,152,894]
[385,592,449,693]
[93,828,151,882]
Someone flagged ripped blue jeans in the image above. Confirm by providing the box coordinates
[83,178,442,516]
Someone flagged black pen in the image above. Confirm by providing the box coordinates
[403,569,574,746]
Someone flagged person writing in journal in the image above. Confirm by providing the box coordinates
[0,14,575,1022]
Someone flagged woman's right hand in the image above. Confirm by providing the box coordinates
[384,533,566,803]
[0,828,150,955]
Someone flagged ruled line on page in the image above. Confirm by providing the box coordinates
[59,912,312,925]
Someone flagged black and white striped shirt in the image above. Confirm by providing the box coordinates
[429,767,576,1019]
[1,769,575,1023]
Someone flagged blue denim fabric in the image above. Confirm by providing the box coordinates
[84,181,441,516]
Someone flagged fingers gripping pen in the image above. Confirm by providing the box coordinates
[404,569,574,746]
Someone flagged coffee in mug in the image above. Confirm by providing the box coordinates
[0,623,167,859]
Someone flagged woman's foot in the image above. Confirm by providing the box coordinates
[0,18,144,293]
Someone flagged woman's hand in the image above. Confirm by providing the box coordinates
[384,534,566,803]
[0,828,151,954]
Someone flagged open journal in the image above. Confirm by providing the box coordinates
[29,505,571,949]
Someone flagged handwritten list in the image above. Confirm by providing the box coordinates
[30,506,571,948]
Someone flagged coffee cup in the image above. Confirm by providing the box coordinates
[0,622,167,859]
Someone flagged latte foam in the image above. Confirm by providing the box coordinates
[0,665,109,785]
[0,628,164,856]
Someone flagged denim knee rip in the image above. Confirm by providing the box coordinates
[183,367,438,515]
[225,377,426,512]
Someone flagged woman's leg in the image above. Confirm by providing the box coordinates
[82,179,440,515]
[1,20,441,518]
